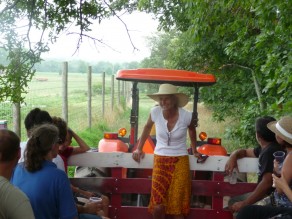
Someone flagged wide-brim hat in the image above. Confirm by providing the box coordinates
[147,84,189,107]
[267,116,292,144]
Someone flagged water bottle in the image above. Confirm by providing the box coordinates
[229,169,238,184]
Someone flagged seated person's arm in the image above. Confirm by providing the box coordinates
[71,184,95,198]
[77,202,102,214]
[244,172,273,205]
[275,153,292,200]
[232,148,256,159]
[231,172,273,212]
[273,174,292,202]
[70,130,91,155]
[225,148,255,173]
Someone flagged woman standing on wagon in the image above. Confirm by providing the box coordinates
[132,84,198,219]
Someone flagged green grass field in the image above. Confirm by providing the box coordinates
[1,72,234,151]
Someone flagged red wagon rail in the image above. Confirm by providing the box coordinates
[69,152,258,219]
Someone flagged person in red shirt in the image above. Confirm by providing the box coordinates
[52,116,109,219]
[52,116,90,172]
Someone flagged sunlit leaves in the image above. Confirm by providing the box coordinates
[0,0,138,102]
[140,0,291,148]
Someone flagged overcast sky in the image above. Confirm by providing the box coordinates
[42,12,158,63]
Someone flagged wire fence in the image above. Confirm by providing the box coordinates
[0,63,131,140]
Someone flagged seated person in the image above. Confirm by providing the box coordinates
[20,108,65,171]
[52,116,90,172]
[0,129,34,219]
[237,116,292,219]
[225,116,283,213]
[11,124,78,219]
[52,116,109,219]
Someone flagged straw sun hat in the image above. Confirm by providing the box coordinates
[267,116,292,144]
[147,84,189,107]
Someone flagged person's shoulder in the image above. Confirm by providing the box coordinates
[180,107,192,115]
[151,106,161,114]
[152,105,160,110]
[0,176,28,199]
[44,161,66,175]
[0,180,35,219]
[14,162,25,171]
[10,184,30,200]
[66,146,74,152]
[179,107,192,121]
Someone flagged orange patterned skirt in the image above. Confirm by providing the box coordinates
[148,154,191,216]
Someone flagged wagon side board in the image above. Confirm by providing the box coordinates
[69,152,258,219]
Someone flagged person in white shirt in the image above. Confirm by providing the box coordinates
[132,84,198,219]
[19,108,65,171]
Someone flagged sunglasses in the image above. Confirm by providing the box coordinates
[197,154,209,163]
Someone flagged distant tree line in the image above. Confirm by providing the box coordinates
[0,49,140,74]
[33,59,140,74]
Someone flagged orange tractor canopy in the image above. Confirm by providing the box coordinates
[115,68,222,153]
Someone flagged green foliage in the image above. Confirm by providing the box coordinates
[139,0,292,148]
[0,0,140,102]
[67,121,112,178]
[0,47,43,102]
[140,31,178,68]
[74,125,107,148]
[1,0,291,149]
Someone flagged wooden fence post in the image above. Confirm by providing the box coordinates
[122,81,125,99]
[62,62,68,123]
[12,103,21,137]
[117,80,120,105]
[111,75,114,111]
[88,66,92,129]
[102,72,105,117]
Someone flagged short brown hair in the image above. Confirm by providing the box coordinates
[0,129,20,162]
[52,116,67,144]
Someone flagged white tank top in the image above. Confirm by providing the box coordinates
[151,106,192,156]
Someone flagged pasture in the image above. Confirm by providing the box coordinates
[1,72,234,152]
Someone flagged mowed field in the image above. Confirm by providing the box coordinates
[1,72,234,152]
[2,72,125,141]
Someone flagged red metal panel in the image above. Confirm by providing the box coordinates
[212,172,224,210]
[70,170,257,219]
[109,207,233,219]
[70,176,257,197]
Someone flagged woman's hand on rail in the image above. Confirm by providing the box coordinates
[192,148,201,158]
[132,149,145,163]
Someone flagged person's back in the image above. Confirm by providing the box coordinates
[13,162,74,218]
[225,116,283,213]
[0,129,34,219]
[0,175,35,219]
[11,124,77,219]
